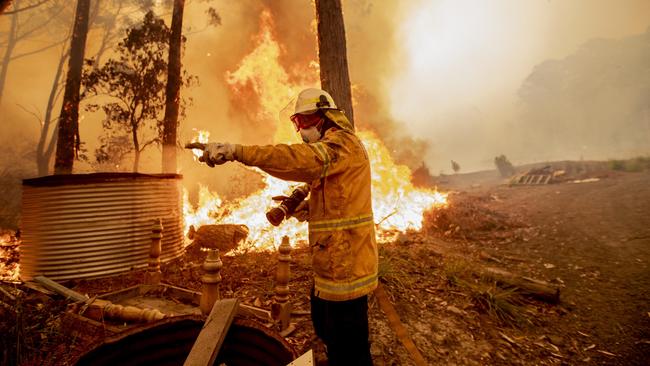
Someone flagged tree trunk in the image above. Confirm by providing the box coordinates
[161,0,184,173]
[0,0,19,111]
[91,1,122,69]
[133,150,140,172]
[36,47,68,175]
[132,125,140,172]
[315,0,354,127]
[54,0,90,175]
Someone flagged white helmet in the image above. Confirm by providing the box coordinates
[293,88,338,115]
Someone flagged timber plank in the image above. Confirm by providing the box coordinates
[184,298,239,366]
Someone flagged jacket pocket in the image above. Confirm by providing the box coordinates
[310,231,352,281]
[311,232,333,278]
[325,174,345,212]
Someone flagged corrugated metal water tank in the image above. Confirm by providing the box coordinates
[20,173,185,281]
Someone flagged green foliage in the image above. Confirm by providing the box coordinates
[82,10,196,170]
[494,154,516,177]
[608,156,650,172]
[94,135,133,171]
[451,160,460,174]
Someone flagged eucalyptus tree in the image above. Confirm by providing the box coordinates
[83,10,195,172]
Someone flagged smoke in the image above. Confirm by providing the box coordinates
[1,0,649,186]
[342,1,432,169]
[388,0,650,173]
[193,1,427,169]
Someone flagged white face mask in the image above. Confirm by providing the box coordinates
[300,126,321,143]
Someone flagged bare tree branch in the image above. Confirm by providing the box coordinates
[2,0,49,15]
[15,5,65,40]
[15,102,42,126]
[139,137,159,152]
[9,37,66,60]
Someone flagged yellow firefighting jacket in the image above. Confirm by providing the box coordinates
[234,111,378,301]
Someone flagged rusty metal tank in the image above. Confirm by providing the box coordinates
[20,173,185,281]
[73,316,296,366]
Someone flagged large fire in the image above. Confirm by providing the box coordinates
[0,8,448,282]
[183,8,447,251]
[184,133,448,250]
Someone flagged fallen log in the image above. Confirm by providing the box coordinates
[479,251,504,264]
[482,267,560,303]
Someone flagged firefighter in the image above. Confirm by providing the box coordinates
[199,88,377,365]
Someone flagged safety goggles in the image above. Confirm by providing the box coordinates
[290,112,322,131]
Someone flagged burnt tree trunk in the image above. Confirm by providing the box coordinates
[315,0,354,127]
[54,0,90,175]
[162,0,185,173]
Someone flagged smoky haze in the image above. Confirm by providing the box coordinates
[0,0,649,185]
[389,0,650,173]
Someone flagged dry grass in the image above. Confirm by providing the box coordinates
[377,246,416,293]
[470,284,525,327]
[443,259,526,327]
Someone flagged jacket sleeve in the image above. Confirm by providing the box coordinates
[236,143,325,183]
[235,131,361,183]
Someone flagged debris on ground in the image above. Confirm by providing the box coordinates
[1,167,649,365]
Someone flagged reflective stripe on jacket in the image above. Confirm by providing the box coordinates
[235,122,378,301]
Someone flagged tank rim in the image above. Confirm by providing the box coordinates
[23,172,183,187]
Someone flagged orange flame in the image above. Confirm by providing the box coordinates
[189,128,210,159]
[361,130,447,234]
[225,9,317,144]
[183,130,447,249]
[184,174,307,250]
[183,8,447,250]
[0,232,20,282]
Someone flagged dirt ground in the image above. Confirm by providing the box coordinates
[414,166,650,365]
[1,163,649,365]
[358,167,649,366]
[478,169,650,365]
